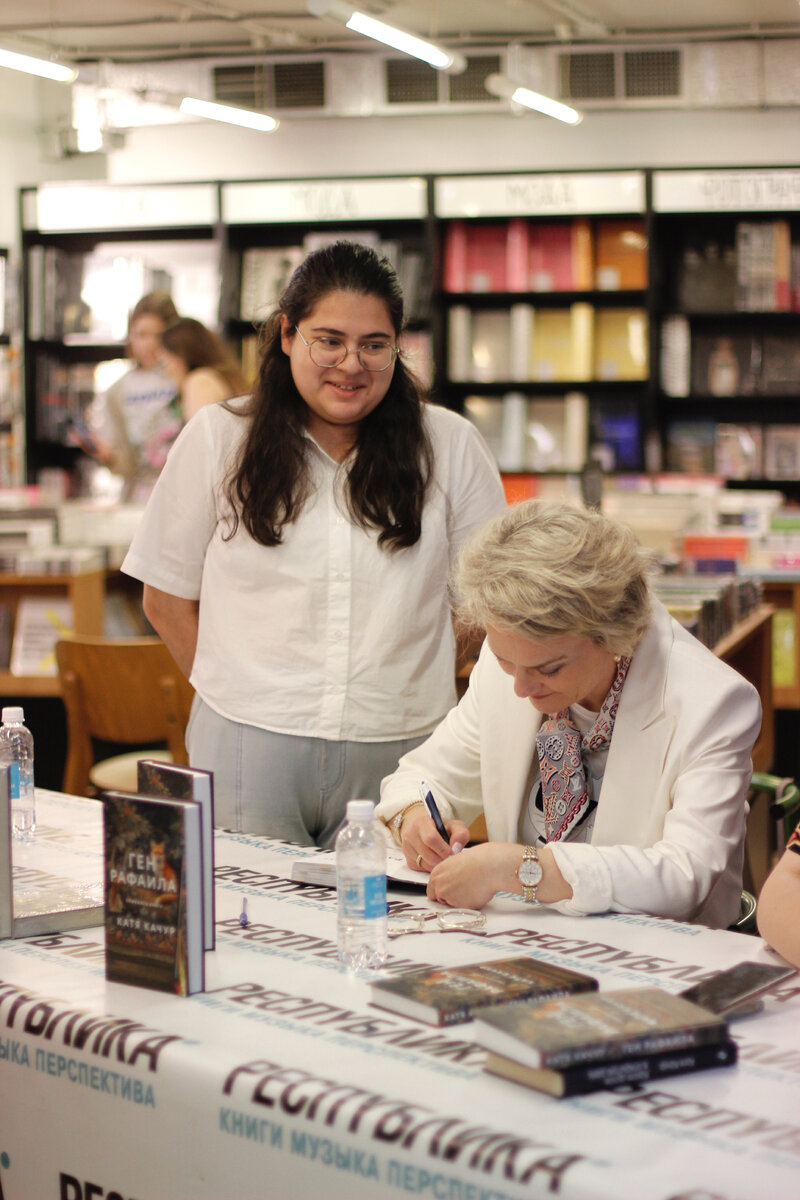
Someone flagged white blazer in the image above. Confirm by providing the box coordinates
[378,602,762,928]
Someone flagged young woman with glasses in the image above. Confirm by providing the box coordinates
[122,241,506,845]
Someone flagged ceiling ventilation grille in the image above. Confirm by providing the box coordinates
[384,54,503,105]
[385,58,438,104]
[448,55,503,102]
[624,49,681,98]
[212,60,325,110]
[558,51,615,100]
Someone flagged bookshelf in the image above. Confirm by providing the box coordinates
[652,168,800,490]
[432,171,650,474]
[20,182,223,483]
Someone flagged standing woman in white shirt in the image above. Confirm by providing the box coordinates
[122,241,506,845]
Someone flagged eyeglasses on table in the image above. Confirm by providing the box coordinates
[387,909,486,938]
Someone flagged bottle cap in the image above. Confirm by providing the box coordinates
[1,707,23,723]
[346,799,375,822]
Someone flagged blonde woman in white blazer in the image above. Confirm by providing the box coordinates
[377,501,762,929]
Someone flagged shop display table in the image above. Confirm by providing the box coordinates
[0,791,798,1200]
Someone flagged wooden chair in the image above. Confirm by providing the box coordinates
[56,635,194,797]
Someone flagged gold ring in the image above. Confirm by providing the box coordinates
[416,853,423,868]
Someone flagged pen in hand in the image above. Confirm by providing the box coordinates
[418,781,463,853]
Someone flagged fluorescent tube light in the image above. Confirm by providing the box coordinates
[307,0,466,72]
[0,47,77,83]
[485,73,582,125]
[179,96,279,132]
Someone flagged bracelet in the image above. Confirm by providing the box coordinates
[385,800,425,846]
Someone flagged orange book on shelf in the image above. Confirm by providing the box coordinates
[681,534,751,565]
[594,220,648,290]
[502,474,540,505]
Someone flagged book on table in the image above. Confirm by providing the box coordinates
[484,1039,738,1098]
[369,956,598,1027]
[103,790,205,996]
[474,986,729,1070]
[136,759,216,951]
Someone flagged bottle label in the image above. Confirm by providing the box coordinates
[340,874,387,920]
[8,763,19,801]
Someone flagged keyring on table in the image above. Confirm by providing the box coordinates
[387,909,486,938]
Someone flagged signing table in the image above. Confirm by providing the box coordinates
[0,791,798,1200]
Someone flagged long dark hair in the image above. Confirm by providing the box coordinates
[161,317,248,396]
[224,241,433,551]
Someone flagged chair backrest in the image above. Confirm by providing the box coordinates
[56,635,194,796]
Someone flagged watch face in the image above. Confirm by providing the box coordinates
[518,857,543,887]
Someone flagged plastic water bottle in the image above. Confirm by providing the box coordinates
[0,706,36,841]
[335,799,388,972]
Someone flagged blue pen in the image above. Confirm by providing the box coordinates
[418,780,449,845]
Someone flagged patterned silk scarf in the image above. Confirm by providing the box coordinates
[535,654,632,842]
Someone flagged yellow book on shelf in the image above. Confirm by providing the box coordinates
[594,309,649,380]
[531,310,573,382]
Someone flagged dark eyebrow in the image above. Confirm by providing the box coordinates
[309,325,393,340]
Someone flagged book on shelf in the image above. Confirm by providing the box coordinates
[593,308,648,380]
[447,305,472,382]
[474,986,730,1072]
[735,220,792,312]
[690,333,762,397]
[9,595,73,676]
[442,221,508,292]
[103,789,205,996]
[136,759,216,951]
[470,310,512,383]
[676,242,738,313]
[764,426,800,481]
[714,423,763,479]
[508,303,534,379]
[527,220,593,292]
[369,956,598,1027]
[660,314,691,397]
[530,309,575,381]
[594,219,648,290]
[665,420,716,473]
[485,1038,737,1098]
[590,406,641,471]
[761,334,800,395]
[239,246,304,322]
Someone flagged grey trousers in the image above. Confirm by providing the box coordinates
[186,696,426,848]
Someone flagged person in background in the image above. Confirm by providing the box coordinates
[121,241,506,847]
[159,317,248,420]
[377,500,762,928]
[757,823,800,966]
[85,291,181,500]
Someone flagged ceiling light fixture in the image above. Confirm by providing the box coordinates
[485,73,582,125]
[179,96,279,132]
[0,47,78,84]
[306,0,466,72]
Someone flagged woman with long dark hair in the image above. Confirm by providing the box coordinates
[123,242,505,845]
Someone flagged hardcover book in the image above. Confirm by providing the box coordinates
[484,1039,738,1098]
[369,956,598,1027]
[137,760,216,951]
[103,790,205,996]
[474,986,729,1070]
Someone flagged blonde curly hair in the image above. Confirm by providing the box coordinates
[454,500,654,656]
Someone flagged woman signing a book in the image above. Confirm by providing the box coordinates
[121,241,505,846]
[377,501,761,928]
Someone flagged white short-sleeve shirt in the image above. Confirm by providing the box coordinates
[122,400,506,741]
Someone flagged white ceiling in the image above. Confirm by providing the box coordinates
[2,1,800,65]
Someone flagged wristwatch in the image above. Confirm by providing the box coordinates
[516,845,543,903]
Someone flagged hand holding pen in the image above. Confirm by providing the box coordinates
[402,781,470,873]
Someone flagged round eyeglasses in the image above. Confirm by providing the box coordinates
[387,909,487,938]
[294,327,398,372]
